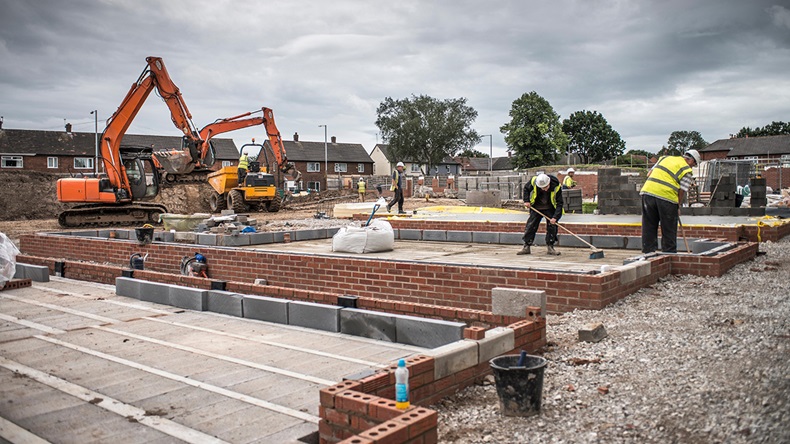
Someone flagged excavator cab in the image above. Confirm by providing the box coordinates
[121,148,161,200]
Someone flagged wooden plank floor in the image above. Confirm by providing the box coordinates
[0,277,425,443]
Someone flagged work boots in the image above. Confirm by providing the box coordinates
[546,245,561,256]
[516,245,531,255]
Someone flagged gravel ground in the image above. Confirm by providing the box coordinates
[434,238,790,443]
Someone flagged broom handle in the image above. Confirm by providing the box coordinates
[529,207,599,250]
[678,215,690,253]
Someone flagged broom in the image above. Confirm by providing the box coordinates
[529,207,605,259]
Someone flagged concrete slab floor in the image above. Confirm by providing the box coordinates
[245,239,638,273]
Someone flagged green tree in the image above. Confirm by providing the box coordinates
[562,110,625,164]
[499,91,567,168]
[736,121,790,138]
[666,130,707,155]
[375,95,479,175]
[456,148,489,158]
[626,149,655,158]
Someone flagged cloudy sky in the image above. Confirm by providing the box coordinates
[1,0,788,158]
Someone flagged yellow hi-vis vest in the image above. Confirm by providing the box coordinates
[562,175,576,188]
[640,156,692,204]
[238,154,249,170]
[358,180,366,193]
[390,170,400,191]
[529,176,561,209]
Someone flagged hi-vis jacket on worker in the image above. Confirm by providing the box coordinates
[640,156,693,203]
[238,153,249,171]
[562,168,576,189]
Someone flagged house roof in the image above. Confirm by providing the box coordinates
[0,128,239,160]
[374,144,460,165]
[455,156,513,171]
[279,140,372,163]
[700,135,790,157]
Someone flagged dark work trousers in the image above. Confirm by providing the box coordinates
[641,194,678,253]
[388,188,404,212]
[522,207,559,246]
[237,168,247,186]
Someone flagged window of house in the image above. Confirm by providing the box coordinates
[1,156,23,168]
[307,181,321,192]
[357,163,365,173]
[48,157,58,169]
[411,164,421,173]
[307,162,320,172]
[334,163,347,173]
[74,157,94,169]
[221,160,233,167]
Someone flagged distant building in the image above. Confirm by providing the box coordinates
[454,156,513,173]
[700,135,790,162]
[370,144,461,176]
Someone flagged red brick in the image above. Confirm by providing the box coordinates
[463,326,486,340]
[358,420,410,444]
[336,391,376,415]
[393,407,438,438]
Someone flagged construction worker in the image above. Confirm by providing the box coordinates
[640,149,700,253]
[387,162,406,214]
[237,151,249,186]
[562,168,577,189]
[358,177,366,202]
[518,173,564,256]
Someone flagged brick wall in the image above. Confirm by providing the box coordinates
[762,166,790,191]
[557,173,598,199]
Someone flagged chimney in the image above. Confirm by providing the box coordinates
[293,132,299,142]
[331,136,337,144]
[65,122,72,133]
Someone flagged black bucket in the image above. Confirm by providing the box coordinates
[490,354,548,417]
[130,254,145,270]
[135,227,154,245]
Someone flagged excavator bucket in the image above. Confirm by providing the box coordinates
[153,149,196,175]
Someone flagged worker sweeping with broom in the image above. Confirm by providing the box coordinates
[518,173,563,256]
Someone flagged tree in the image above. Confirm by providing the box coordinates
[456,148,489,158]
[561,110,625,164]
[666,131,707,155]
[375,95,479,175]
[736,121,790,138]
[499,91,567,168]
[626,149,655,158]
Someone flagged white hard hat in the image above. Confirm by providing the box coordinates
[396,162,404,167]
[567,168,575,173]
[535,174,550,188]
[684,149,701,165]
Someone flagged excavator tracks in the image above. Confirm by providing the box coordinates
[160,170,211,186]
[58,203,168,228]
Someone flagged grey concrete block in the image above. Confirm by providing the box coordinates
[73,230,99,237]
[423,230,447,242]
[499,232,524,245]
[558,234,590,248]
[173,232,196,243]
[491,288,546,318]
[21,264,49,282]
[243,295,289,324]
[112,230,130,239]
[618,264,639,284]
[161,231,175,242]
[197,234,218,246]
[472,232,499,244]
[97,230,111,238]
[271,232,286,243]
[691,240,728,254]
[14,263,25,279]
[295,229,326,241]
[425,340,478,380]
[590,236,628,249]
[399,229,422,241]
[249,232,274,244]
[221,234,251,247]
[395,315,465,349]
[115,277,141,299]
[477,327,515,364]
[207,290,243,317]
[139,281,172,305]
[169,286,208,311]
[446,231,472,243]
[579,323,608,343]
[288,300,342,332]
[340,308,396,342]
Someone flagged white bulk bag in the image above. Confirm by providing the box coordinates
[332,219,395,254]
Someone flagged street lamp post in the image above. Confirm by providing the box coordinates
[90,110,98,175]
[480,135,493,171]
[318,124,327,191]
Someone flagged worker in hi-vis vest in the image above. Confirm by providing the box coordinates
[562,168,577,189]
[357,177,366,202]
[387,162,405,214]
[639,149,700,253]
[237,152,249,186]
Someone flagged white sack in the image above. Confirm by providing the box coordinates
[332,219,394,253]
[0,232,20,286]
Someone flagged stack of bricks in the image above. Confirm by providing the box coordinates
[750,177,768,208]
[561,188,583,213]
[596,168,641,215]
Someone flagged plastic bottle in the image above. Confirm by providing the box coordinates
[395,359,410,409]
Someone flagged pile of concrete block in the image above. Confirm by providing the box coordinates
[562,188,583,213]
[597,168,641,215]
[750,177,768,208]
[709,175,738,207]
[195,210,259,234]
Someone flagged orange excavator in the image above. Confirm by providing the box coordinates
[56,56,214,227]
[206,108,301,213]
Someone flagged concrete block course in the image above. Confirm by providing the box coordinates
[472,232,499,244]
[169,286,208,311]
[114,277,141,299]
[477,327,515,364]
[425,340,479,380]
[294,229,327,241]
[340,308,396,342]
[221,234,251,247]
[399,229,422,241]
[395,315,465,349]
[207,290,243,317]
[423,230,447,242]
[491,288,546,318]
[197,233,219,246]
[139,281,172,305]
[446,231,473,243]
[289,300,342,332]
[249,232,275,244]
[242,295,289,324]
[499,232,524,245]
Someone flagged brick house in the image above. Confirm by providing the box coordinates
[699,135,790,162]
[454,156,514,174]
[0,127,240,174]
[276,133,374,192]
[370,144,462,177]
